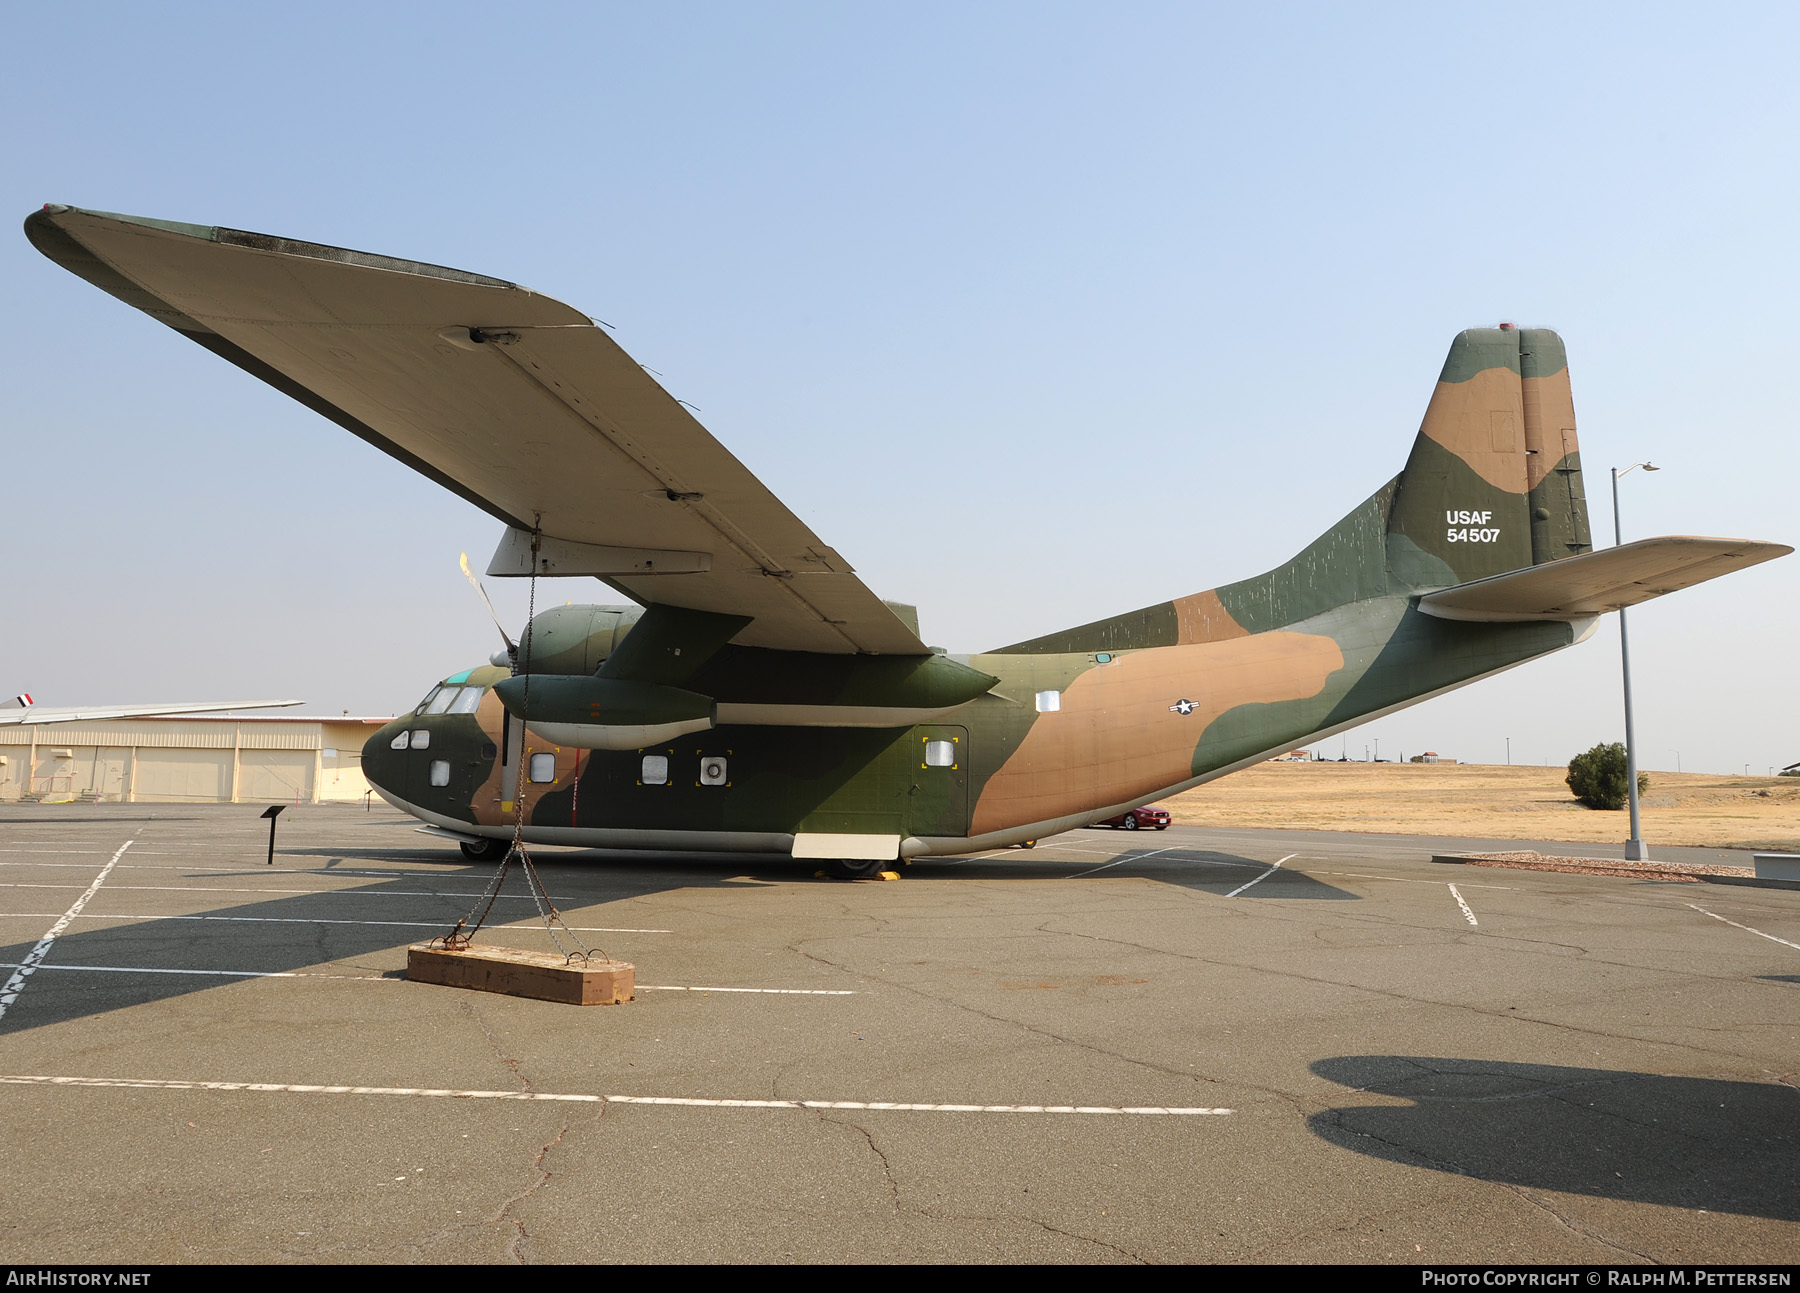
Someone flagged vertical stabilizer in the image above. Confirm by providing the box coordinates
[1387,326,1590,591]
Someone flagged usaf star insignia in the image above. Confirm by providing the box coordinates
[1169,699,1196,715]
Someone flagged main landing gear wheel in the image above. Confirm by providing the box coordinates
[459,837,507,862]
[1120,814,1139,830]
[823,857,888,880]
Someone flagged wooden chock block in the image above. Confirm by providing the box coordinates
[407,943,634,1005]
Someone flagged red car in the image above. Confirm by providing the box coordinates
[1094,805,1170,831]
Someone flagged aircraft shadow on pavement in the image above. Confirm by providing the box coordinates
[0,841,1360,1034]
[1308,1055,1800,1221]
[915,849,1360,899]
[0,846,783,1035]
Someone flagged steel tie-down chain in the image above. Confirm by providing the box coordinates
[437,521,603,964]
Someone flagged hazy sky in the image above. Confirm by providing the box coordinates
[4,3,1795,776]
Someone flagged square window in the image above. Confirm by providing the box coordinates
[1035,690,1061,713]
[449,687,484,715]
[923,739,956,767]
[410,729,431,749]
[529,752,557,783]
[429,760,451,787]
[699,756,728,786]
[641,755,669,785]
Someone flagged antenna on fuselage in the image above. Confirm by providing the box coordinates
[460,551,518,672]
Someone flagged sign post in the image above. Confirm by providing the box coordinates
[261,805,286,866]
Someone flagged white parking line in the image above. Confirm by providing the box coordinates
[0,1074,1232,1115]
[0,838,134,1023]
[1686,903,1800,951]
[1226,854,1296,898]
[0,884,586,901]
[1448,883,1479,926]
[633,994,856,1001]
[0,861,417,877]
[0,961,392,982]
[1321,870,1517,891]
[0,962,853,994]
[1069,846,1179,879]
[0,913,669,933]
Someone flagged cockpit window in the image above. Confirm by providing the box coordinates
[448,687,485,715]
[416,686,442,715]
[425,687,459,715]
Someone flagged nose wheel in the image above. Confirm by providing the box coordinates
[459,837,508,862]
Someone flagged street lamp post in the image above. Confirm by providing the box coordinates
[1613,462,1658,861]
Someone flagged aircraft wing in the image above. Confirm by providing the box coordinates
[26,206,927,657]
[0,699,304,726]
[1416,536,1792,622]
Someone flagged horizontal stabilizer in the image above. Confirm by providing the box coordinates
[0,699,303,726]
[1416,536,1791,622]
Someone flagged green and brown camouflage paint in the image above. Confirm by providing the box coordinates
[365,327,1596,855]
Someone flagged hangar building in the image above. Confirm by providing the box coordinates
[0,715,390,804]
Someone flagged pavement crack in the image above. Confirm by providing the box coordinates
[822,1113,902,1212]
[1024,1217,1145,1262]
[461,997,531,1092]
[1503,1185,1660,1263]
[491,1120,570,1264]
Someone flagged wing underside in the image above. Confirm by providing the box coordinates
[27,206,926,657]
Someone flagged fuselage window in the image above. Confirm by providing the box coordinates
[448,687,485,715]
[1035,690,1062,713]
[425,687,459,715]
[390,731,410,750]
[428,760,451,787]
[411,729,431,749]
[529,752,557,783]
[923,739,956,768]
[641,755,669,785]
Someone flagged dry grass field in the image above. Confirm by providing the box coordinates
[1161,760,1800,851]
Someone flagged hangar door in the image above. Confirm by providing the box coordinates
[238,750,314,802]
[133,749,231,801]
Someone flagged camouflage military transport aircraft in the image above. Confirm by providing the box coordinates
[28,206,1791,875]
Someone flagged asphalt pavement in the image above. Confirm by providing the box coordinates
[0,803,1794,1264]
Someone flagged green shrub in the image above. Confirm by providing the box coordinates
[1566,743,1650,810]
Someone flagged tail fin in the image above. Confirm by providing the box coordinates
[1386,326,1591,590]
[994,326,1595,653]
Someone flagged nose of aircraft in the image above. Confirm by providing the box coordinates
[361,716,411,802]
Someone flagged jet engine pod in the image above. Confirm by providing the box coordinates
[492,675,714,750]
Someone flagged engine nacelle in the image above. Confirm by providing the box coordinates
[501,604,644,676]
[492,674,713,750]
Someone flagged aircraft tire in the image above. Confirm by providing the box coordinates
[459,837,507,862]
[823,857,887,880]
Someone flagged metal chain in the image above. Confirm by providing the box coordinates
[437,520,602,964]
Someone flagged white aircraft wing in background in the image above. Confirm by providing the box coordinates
[0,696,303,726]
